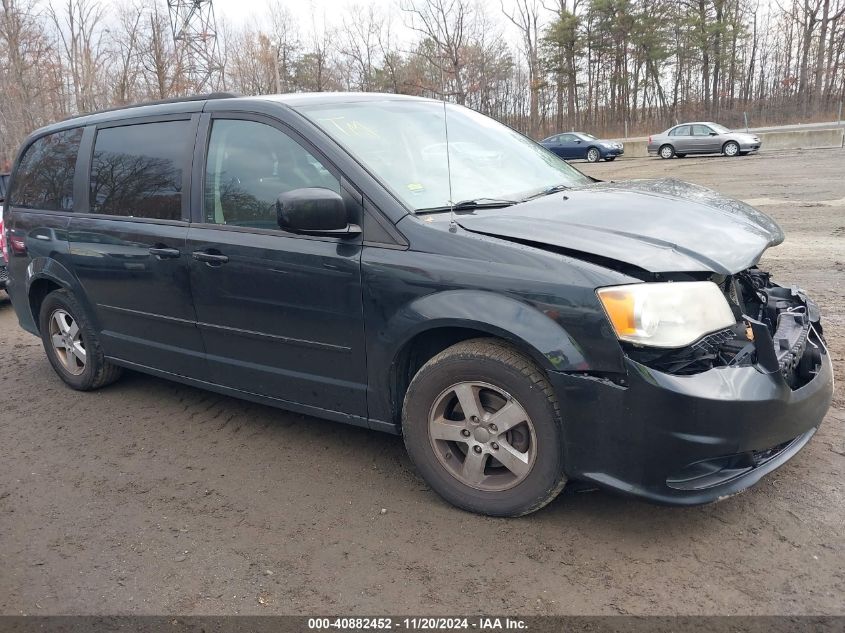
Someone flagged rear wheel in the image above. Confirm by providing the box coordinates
[586,147,601,163]
[39,289,122,391]
[723,141,740,157]
[659,144,675,159]
[402,339,567,517]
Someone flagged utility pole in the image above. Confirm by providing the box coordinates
[167,0,224,92]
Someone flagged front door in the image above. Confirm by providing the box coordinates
[690,124,721,153]
[187,115,368,418]
[71,117,206,379]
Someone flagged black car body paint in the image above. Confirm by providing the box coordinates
[3,94,833,507]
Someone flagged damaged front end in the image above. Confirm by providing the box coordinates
[625,267,826,390]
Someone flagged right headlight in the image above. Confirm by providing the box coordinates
[596,281,735,348]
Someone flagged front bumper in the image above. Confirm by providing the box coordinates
[740,141,762,152]
[549,344,833,505]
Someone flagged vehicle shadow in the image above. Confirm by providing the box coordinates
[107,367,778,533]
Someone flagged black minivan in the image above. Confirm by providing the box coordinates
[4,93,833,516]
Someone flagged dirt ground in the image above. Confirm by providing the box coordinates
[1,149,843,616]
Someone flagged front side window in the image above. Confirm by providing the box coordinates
[11,128,82,211]
[90,120,190,220]
[692,125,713,136]
[297,100,590,212]
[204,119,340,229]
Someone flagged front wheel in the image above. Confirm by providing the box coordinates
[586,147,601,163]
[39,289,123,391]
[723,141,740,157]
[659,144,675,159]
[402,339,567,517]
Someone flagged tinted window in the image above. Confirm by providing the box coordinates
[11,128,82,211]
[204,119,340,229]
[670,126,690,136]
[90,121,190,220]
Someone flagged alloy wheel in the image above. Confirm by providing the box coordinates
[724,142,739,156]
[587,148,600,162]
[49,309,86,375]
[427,381,537,491]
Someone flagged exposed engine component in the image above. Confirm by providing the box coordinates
[627,267,825,388]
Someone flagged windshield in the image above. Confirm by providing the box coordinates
[710,123,731,133]
[576,133,597,141]
[297,100,590,212]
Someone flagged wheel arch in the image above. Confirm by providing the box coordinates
[369,289,589,429]
[25,258,92,334]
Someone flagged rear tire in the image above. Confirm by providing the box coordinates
[39,289,123,391]
[586,147,601,163]
[402,338,567,517]
[659,144,675,159]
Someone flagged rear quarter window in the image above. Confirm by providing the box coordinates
[10,128,83,211]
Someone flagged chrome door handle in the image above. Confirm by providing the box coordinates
[192,251,229,265]
[149,247,181,259]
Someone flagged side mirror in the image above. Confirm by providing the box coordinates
[709,131,718,136]
[275,188,360,236]
[575,139,582,144]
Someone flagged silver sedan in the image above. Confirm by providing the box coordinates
[647,122,761,159]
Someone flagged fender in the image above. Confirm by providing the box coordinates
[22,257,99,334]
[366,289,600,431]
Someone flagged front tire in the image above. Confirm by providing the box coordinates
[402,339,567,517]
[586,147,601,163]
[659,144,675,159]
[723,141,740,157]
[39,289,123,391]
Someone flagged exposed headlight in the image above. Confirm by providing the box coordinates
[596,281,735,348]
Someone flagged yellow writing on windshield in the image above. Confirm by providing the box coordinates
[317,116,380,139]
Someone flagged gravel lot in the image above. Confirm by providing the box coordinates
[1,149,843,616]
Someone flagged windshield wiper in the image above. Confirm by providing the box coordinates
[416,198,517,214]
[522,184,570,202]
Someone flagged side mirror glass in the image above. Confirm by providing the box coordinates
[276,188,357,235]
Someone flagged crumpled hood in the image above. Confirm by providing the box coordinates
[457,178,784,275]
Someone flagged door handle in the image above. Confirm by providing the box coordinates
[192,251,229,265]
[149,247,181,259]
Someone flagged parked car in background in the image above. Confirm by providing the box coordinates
[540,132,624,162]
[648,122,761,159]
[3,94,832,517]
[1,173,9,293]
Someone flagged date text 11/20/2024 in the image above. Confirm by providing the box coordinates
[307,617,528,630]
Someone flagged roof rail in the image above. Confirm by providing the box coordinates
[62,92,241,122]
